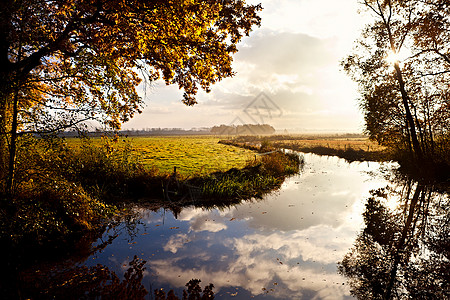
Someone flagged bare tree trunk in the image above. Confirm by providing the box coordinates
[4,42,21,197]
[404,120,413,154]
[411,102,425,154]
[393,62,423,161]
[6,85,18,196]
[378,0,424,161]
[0,89,10,194]
[425,98,434,154]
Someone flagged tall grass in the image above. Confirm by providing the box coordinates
[188,151,303,201]
[0,135,160,246]
[63,137,160,200]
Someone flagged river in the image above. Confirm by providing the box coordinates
[16,153,449,299]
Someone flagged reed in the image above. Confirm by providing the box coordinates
[188,150,302,201]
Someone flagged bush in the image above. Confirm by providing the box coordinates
[260,151,301,176]
[63,137,159,200]
[0,135,157,246]
[0,135,117,245]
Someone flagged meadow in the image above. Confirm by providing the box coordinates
[67,136,256,176]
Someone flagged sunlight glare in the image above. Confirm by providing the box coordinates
[385,50,400,64]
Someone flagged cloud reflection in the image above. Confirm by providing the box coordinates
[178,209,228,233]
[85,154,393,299]
[164,234,190,254]
[143,155,390,299]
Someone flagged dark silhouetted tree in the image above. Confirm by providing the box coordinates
[343,0,450,170]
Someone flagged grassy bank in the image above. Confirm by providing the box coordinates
[221,135,450,182]
[183,150,302,205]
[1,135,301,247]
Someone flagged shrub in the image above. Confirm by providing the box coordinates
[63,137,159,200]
[3,136,113,242]
[260,151,301,176]
[0,135,150,245]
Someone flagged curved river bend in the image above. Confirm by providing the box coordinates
[82,153,394,299]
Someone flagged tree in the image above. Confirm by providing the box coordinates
[0,0,262,195]
[343,0,450,168]
[410,0,450,160]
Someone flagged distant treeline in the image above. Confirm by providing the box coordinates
[210,124,275,135]
[58,127,211,137]
[57,124,276,137]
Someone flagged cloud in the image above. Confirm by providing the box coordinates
[122,0,366,132]
[178,209,228,233]
[164,233,190,253]
[209,31,337,103]
[236,31,336,74]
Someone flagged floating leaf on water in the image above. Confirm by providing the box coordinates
[169,227,179,229]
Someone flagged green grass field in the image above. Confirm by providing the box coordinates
[67,136,256,176]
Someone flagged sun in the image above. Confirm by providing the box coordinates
[385,50,400,65]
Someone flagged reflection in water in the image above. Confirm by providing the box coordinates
[20,256,215,300]
[20,256,148,299]
[339,177,449,299]
[79,154,389,299]
[11,153,448,299]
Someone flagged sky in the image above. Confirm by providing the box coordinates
[122,0,370,133]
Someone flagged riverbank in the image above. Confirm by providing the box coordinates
[221,135,450,184]
[219,134,388,162]
[0,135,302,249]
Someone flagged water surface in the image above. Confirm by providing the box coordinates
[82,153,394,299]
